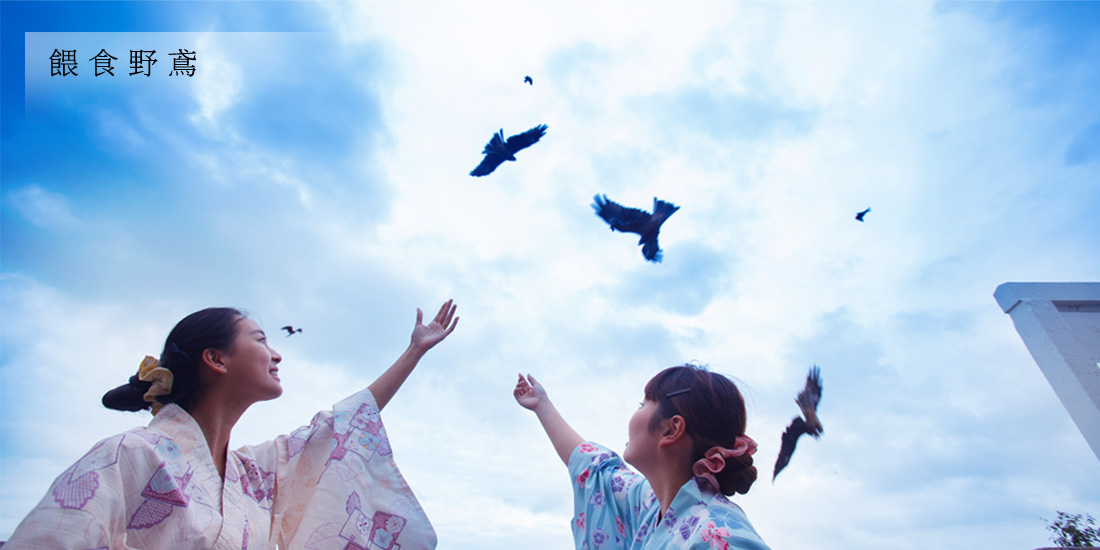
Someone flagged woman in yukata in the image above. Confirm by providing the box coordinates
[6,299,458,550]
[514,364,771,550]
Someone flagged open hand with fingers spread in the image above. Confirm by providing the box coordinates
[369,299,459,411]
[513,373,549,411]
[411,299,459,353]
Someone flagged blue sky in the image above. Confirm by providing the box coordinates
[2,1,1099,548]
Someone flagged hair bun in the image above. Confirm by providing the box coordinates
[101,374,153,412]
[717,454,758,496]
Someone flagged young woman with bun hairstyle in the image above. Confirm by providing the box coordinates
[100,306,247,415]
[7,300,458,550]
[514,364,770,550]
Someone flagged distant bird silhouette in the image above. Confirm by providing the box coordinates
[469,124,548,177]
[281,326,303,337]
[591,194,679,262]
[855,207,871,222]
[773,365,824,481]
[524,75,533,85]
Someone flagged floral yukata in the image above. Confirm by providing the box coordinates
[569,442,770,550]
[6,389,435,550]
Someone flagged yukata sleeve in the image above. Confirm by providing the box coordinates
[567,441,648,550]
[3,435,127,550]
[238,387,436,550]
[3,506,110,550]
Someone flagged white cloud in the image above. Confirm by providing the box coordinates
[3,184,81,230]
[188,32,243,131]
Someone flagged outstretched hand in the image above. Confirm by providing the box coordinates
[370,299,458,411]
[514,372,582,465]
[411,299,459,353]
[513,373,549,411]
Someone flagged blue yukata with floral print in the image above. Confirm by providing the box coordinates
[569,442,770,550]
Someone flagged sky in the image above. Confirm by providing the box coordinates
[2,1,1099,548]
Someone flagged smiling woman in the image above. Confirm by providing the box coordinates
[4,300,458,550]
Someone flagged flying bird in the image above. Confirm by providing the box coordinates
[469,124,548,177]
[855,207,871,222]
[524,75,533,85]
[281,326,303,337]
[773,365,824,481]
[591,194,679,263]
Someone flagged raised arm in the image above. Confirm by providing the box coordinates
[513,373,584,465]
[368,299,458,411]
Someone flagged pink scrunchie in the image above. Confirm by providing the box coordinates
[692,436,758,493]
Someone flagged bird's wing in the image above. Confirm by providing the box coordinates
[470,154,506,176]
[281,325,293,333]
[796,366,824,434]
[651,198,680,221]
[504,124,547,153]
[646,197,680,232]
[592,194,651,234]
[797,366,822,412]
[481,130,507,155]
[773,416,808,480]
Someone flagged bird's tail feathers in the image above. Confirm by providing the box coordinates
[642,241,663,263]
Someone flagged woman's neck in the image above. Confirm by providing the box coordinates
[188,397,247,479]
[645,462,693,519]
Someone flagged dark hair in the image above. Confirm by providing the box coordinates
[102,307,245,413]
[643,363,757,496]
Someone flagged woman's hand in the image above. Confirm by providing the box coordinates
[513,373,549,411]
[410,299,458,353]
[514,372,583,465]
[369,299,458,411]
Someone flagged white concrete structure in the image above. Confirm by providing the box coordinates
[995,283,1100,462]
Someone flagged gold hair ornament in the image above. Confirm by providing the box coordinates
[137,355,173,415]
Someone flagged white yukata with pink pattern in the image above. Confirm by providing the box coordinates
[5,388,435,550]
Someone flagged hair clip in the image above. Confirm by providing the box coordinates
[665,388,692,398]
[167,341,192,362]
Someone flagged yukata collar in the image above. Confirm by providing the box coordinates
[147,403,188,428]
[145,403,207,456]
[650,478,710,534]
[144,403,226,484]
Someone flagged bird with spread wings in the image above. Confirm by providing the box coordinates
[591,194,680,263]
[469,124,548,177]
[773,365,824,481]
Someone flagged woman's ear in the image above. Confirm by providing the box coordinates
[658,415,688,447]
[202,348,229,375]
